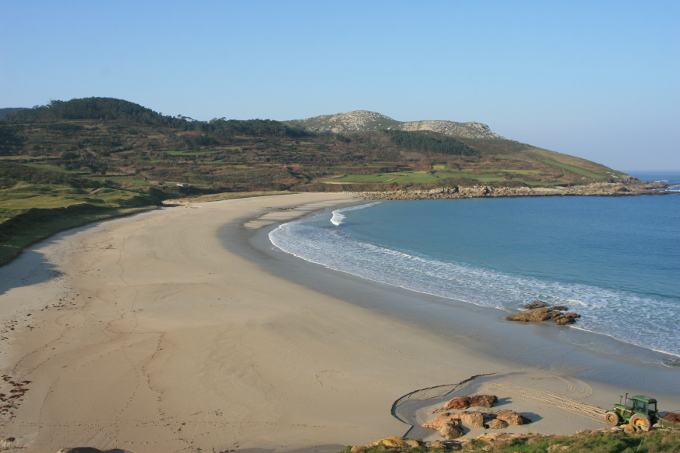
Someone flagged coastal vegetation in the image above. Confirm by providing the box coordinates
[0,161,160,265]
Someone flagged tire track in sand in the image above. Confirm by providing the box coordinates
[485,379,605,422]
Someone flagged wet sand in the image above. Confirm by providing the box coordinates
[0,193,678,452]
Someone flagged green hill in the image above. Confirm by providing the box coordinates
[1,97,633,195]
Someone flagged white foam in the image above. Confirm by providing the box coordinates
[330,202,381,226]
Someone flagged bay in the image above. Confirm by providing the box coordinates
[269,177,680,362]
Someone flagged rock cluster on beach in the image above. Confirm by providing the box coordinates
[421,394,530,440]
[356,182,670,200]
[506,301,581,325]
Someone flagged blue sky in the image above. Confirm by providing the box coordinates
[1,1,678,171]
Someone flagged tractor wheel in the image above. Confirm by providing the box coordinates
[630,414,651,432]
[605,411,621,426]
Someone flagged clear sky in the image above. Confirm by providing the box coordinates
[1,0,678,171]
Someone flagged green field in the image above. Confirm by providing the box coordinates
[23,163,86,174]
[166,150,218,156]
[326,170,520,184]
[0,181,160,265]
[328,172,437,184]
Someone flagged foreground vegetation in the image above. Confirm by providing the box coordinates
[344,429,680,453]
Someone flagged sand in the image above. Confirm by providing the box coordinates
[0,193,678,453]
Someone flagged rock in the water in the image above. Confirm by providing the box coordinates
[551,305,569,311]
[506,307,555,322]
[554,312,581,325]
[439,422,464,440]
[524,300,549,309]
[506,307,580,325]
[486,418,509,429]
[493,409,530,425]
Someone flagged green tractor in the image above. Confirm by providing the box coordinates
[605,394,658,431]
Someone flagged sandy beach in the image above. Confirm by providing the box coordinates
[0,193,678,453]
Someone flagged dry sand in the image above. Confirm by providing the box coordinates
[0,193,677,452]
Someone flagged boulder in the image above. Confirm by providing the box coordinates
[443,396,472,410]
[422,412,456,430]
[470,394,498,408]
[493,409,530,425]
[550,305,569,311]
[486,418,508,429]
[441,394,498,410]
[524,300,549,309]
[439,422,464,440]
[459,411,485,428]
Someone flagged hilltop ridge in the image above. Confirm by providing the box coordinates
[285,110,503,140]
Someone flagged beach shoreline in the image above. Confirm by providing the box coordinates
[0,193,678,452]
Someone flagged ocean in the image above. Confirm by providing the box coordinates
[269,172,680,365]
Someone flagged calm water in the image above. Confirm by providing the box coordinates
[270,173,680,361]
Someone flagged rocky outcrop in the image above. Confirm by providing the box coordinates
[506,305,581,325]
[357,182,672,200]
[285,110,504,139]
[285,110,401,134]
[423,409,530,431]
[395,120,503,139]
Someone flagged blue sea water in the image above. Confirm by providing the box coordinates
[270,173,680,361]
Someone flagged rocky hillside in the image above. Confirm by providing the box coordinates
[285,110,504,139]
[398,120,503,139]
[285,110,401,134]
